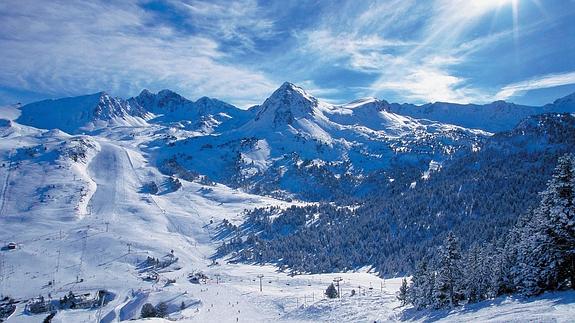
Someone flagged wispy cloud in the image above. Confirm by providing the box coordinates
[300,30,415,71]
[495,71,575,100]
[296,0,523,103]
[175,0,277,53]
[0,0,276,106]
[372,67,481,104]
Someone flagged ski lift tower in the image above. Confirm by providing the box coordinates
[333,277,343,298]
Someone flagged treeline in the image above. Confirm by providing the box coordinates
[402,154,575,309]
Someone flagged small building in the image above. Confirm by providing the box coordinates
[188,272,209,284]
[141,272,159,282]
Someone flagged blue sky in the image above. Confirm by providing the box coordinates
[0,0,574,107]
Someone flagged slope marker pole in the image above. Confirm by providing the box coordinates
[257,274,264,292]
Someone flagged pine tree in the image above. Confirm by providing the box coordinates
[433,232,462,308]
[155,302,168,318]
[141,303,156,318]
[546,154,575,290]
[488,244,510,298]
[515,213,549,295]
[496,225,525,296]
[325,283,338,299]
[397,278,409,306]
[407,258,434,309]
[462,244,482,303]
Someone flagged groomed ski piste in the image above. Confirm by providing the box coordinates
[1,104,574,323]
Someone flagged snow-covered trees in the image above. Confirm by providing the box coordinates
[397,278,409,306]
[220,128,575,276]
[461,245,482,303]
[404,154,575,310]
[156,302,168,318]
[433,233,463,308]
[142,181,158,194]
[140,302,168,318]
[405,234,511,309]
[513,154,575,295]
[325,283,338,299]
[405,233,464,310]
[407,258,434,309]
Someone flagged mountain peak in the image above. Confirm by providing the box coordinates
[17,91,147,134]
[271,82,313,101]
[89,91,109,100]
[195,96,219,105]
[194,96,236,114]
[133,89,189,113]
[507,112,575,141]
[255,82,319,126]
[157,89,183,100]
[341,97,387,109]
[138,89,153,97]
[278,81,298,91]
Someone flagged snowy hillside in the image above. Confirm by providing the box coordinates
[1,83,575,322]
[0,113,312,322]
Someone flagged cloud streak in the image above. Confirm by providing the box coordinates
[295,1,487,102]
[300,30,415,71]
[294,0,534,103]
[176,0,277,54]
[495,71,575,100]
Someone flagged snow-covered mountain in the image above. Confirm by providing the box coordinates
[16,89,252,135]
[17,92,150,134]
[14,82,575,199]
[388,93,575,132]
[16,82,575,136]
[130,89,251,132]
[152,82,487,199]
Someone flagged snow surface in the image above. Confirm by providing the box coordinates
[1,84,575,322]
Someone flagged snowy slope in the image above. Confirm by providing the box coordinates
[0,119,312,322]
[0,116,410,323]
[398,290,575,323]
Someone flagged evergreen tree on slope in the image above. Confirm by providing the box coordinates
[433,232,463,308]
[515,154,575,294]
[397,278,409,306]
[407,258,434,309]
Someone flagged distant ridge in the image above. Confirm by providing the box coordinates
[14,82,575,134]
